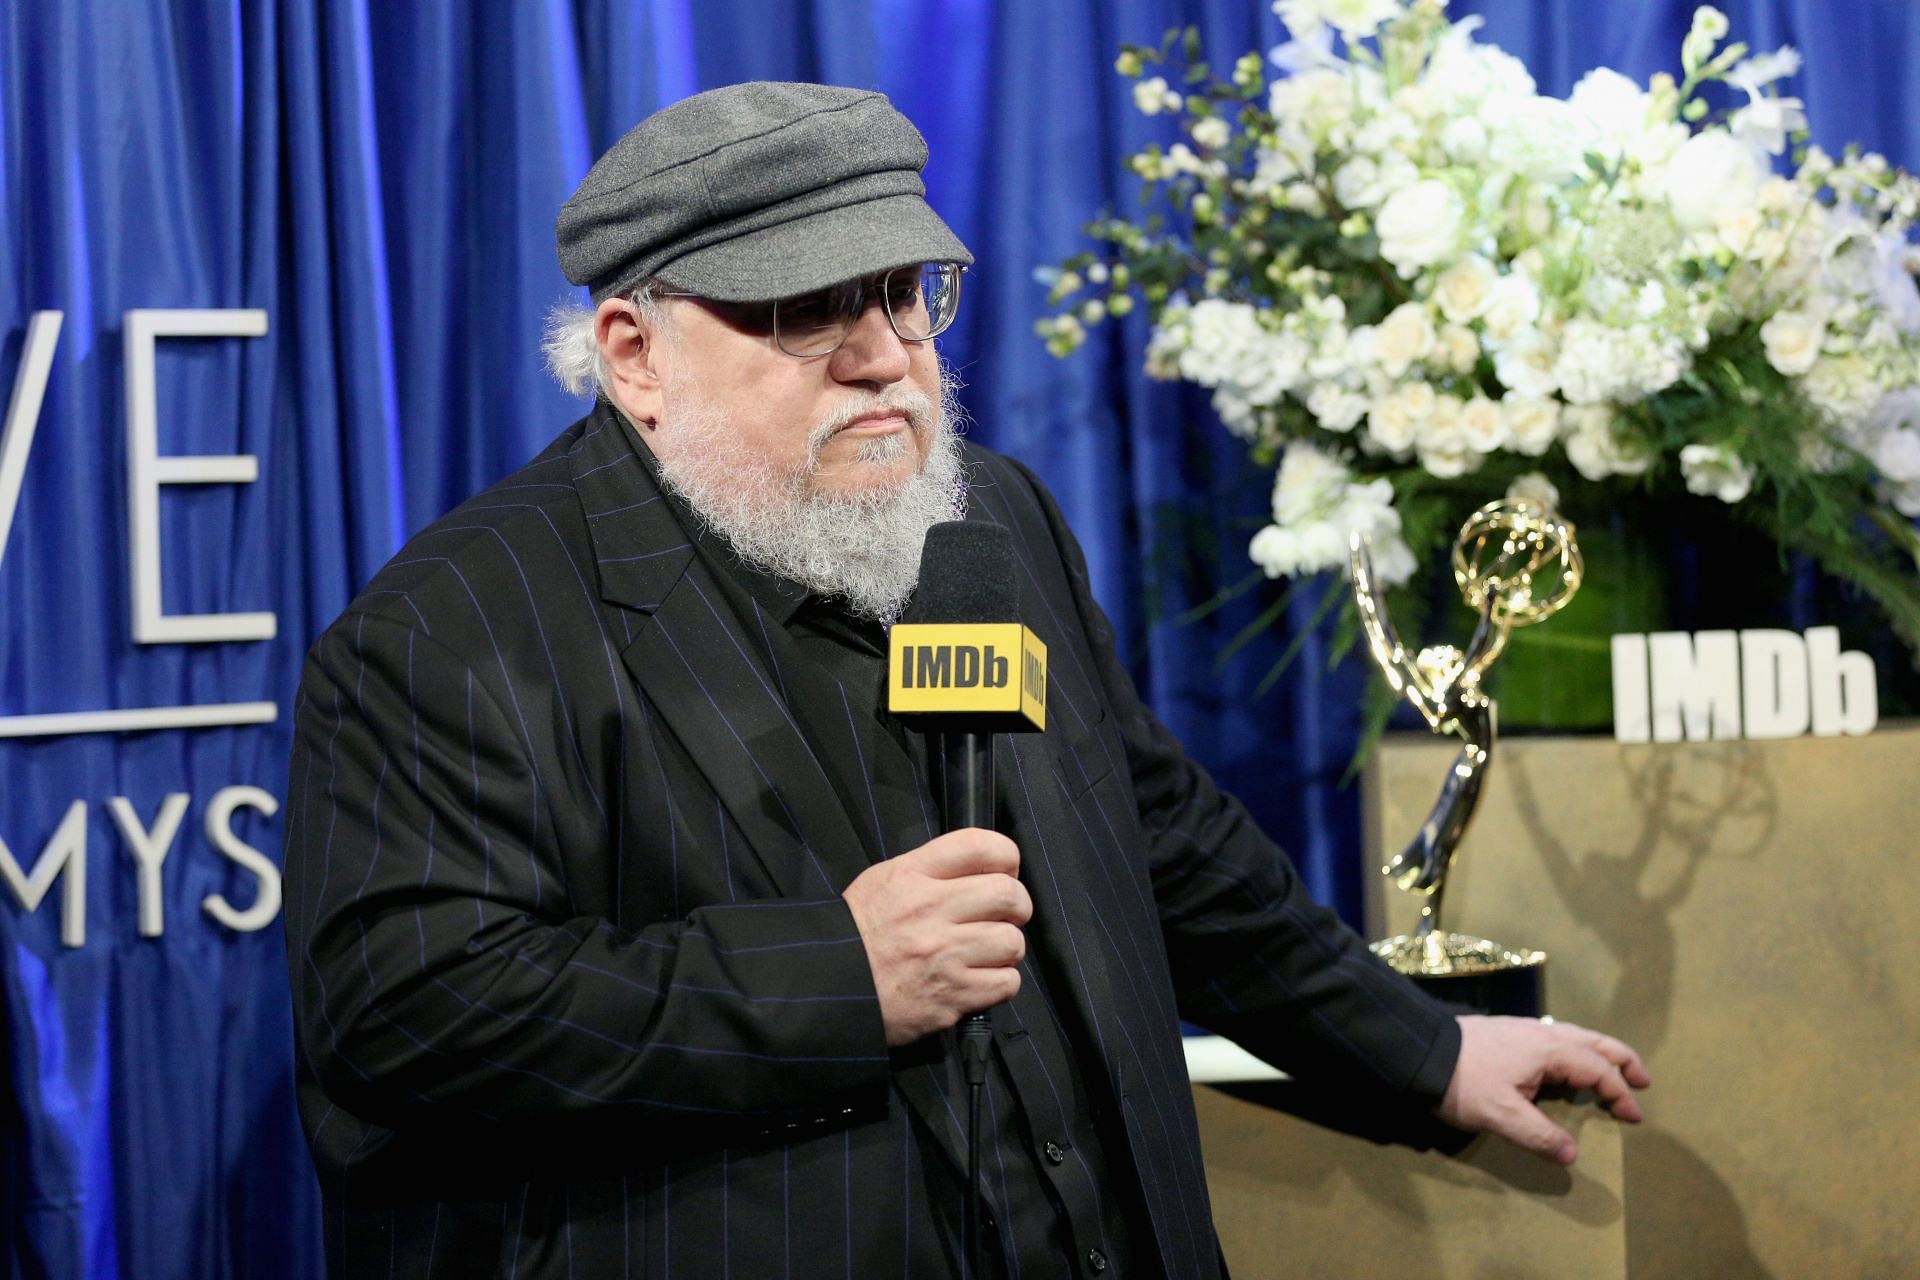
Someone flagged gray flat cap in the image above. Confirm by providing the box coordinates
[557,82,972,304]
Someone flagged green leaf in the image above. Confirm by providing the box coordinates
[1251,575,1347,698]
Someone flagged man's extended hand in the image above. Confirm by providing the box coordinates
[842,829,1032,1047]
[1436,1014,1652,1165]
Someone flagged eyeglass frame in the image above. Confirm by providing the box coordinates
[654,261,966,358]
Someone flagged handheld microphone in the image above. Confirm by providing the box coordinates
[891,521,1046,1033]
[891,520,1047,839]
[890,520,1047,1277]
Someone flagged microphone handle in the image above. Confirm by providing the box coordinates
[936,730,997,1038]
[937,727,998,1280]
[937,728,995,831]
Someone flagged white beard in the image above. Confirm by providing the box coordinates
[648,372,968,622]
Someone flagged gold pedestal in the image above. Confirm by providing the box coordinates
[1197,1085,1627,1280]
[1365,724,1920,1279]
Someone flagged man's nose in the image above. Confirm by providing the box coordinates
[828,300,913,385]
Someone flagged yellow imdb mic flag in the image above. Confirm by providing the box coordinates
[888,623,1047,732]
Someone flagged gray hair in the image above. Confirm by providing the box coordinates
[541,280,676,399]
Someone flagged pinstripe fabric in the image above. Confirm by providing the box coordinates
[283,404,1460,1277]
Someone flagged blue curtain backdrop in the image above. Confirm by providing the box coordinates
[2,1,1914,1274]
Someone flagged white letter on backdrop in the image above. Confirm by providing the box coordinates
[1610,633,1651,743]
[202,786,282,932]
[108,792,192,937]
[1738,629,1810,739]
[1805,626,1878,736]
[0,312,64,569]
[123,309,274,643]
[1648,630,1742,742]
[0,801,89,948]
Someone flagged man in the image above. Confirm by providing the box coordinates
[284,82,1647,1278]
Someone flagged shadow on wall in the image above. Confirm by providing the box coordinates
[1509,744,1778,1280]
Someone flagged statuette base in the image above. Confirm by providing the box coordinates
[1371,930,1547,1018]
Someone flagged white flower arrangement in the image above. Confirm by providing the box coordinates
[1041,1,1920,655]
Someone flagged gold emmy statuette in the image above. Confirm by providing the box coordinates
[1350,497,1583,1016]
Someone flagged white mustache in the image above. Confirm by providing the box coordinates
[805,389,938,454]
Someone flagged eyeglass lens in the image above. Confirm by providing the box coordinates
[773,263,961,357]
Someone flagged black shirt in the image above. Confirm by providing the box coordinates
[686,511,1156,1279]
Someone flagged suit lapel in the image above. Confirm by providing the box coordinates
[960,483,1151,1108]
[573,408,872,901]
[574,413,1142,1182]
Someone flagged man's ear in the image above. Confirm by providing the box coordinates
[595,298,666,430]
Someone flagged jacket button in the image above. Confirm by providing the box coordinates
[1086,1247,1109,1273]
[1044,1140,1067,1165]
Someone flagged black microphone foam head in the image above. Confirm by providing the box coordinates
[914,521,1016,623]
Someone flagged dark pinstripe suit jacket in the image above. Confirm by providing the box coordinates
[284,403,1460,1278]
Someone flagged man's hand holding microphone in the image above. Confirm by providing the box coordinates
[843,830,1030,1046]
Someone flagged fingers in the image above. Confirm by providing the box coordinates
[951,921,1027,969]
[844,832,1030,1045]
[1587,1030,1652,1088]
[1545,1020,1652,1112]
[942,871,1034,926]
[911,828,1019,879]
[1548,1041,1647,1124]
[1497,1099,1579,1166]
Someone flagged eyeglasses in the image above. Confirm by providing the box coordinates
[659,262,965,358]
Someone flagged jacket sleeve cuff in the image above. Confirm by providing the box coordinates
[1401,1007,1463,1108]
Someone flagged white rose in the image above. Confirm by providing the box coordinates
[1415,393,1465,450]
[1492,330,1561,398]
[1507,471,1562,511]
[1761,307,1827,376]
[1679,443,1756,503]
[1366,394,1420,452]
[1436,325,1481,373]
[1801,353,1880,427]
[1873,426,1920,516]
[1433,256,1500,324]
[1395,380,1437,421]
[1306,383,1369,432]
[1660,131,1765,231]
[1250,524,1304,578]
[1440,117,1489,163]
[1295,520,1348,569]
[1459,396,1508,453]
[1364,533,1419,587]
[1419,439,1479,478]
[1283,182,1327,215]
[1563,406,1652,480]
[1504,396,1561,455]
[1375,180,1464,274]
[1481,272,1542,341]
[1271,443,1352,524]
[1374,302,1436,377]
[1333,157,1387,210]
